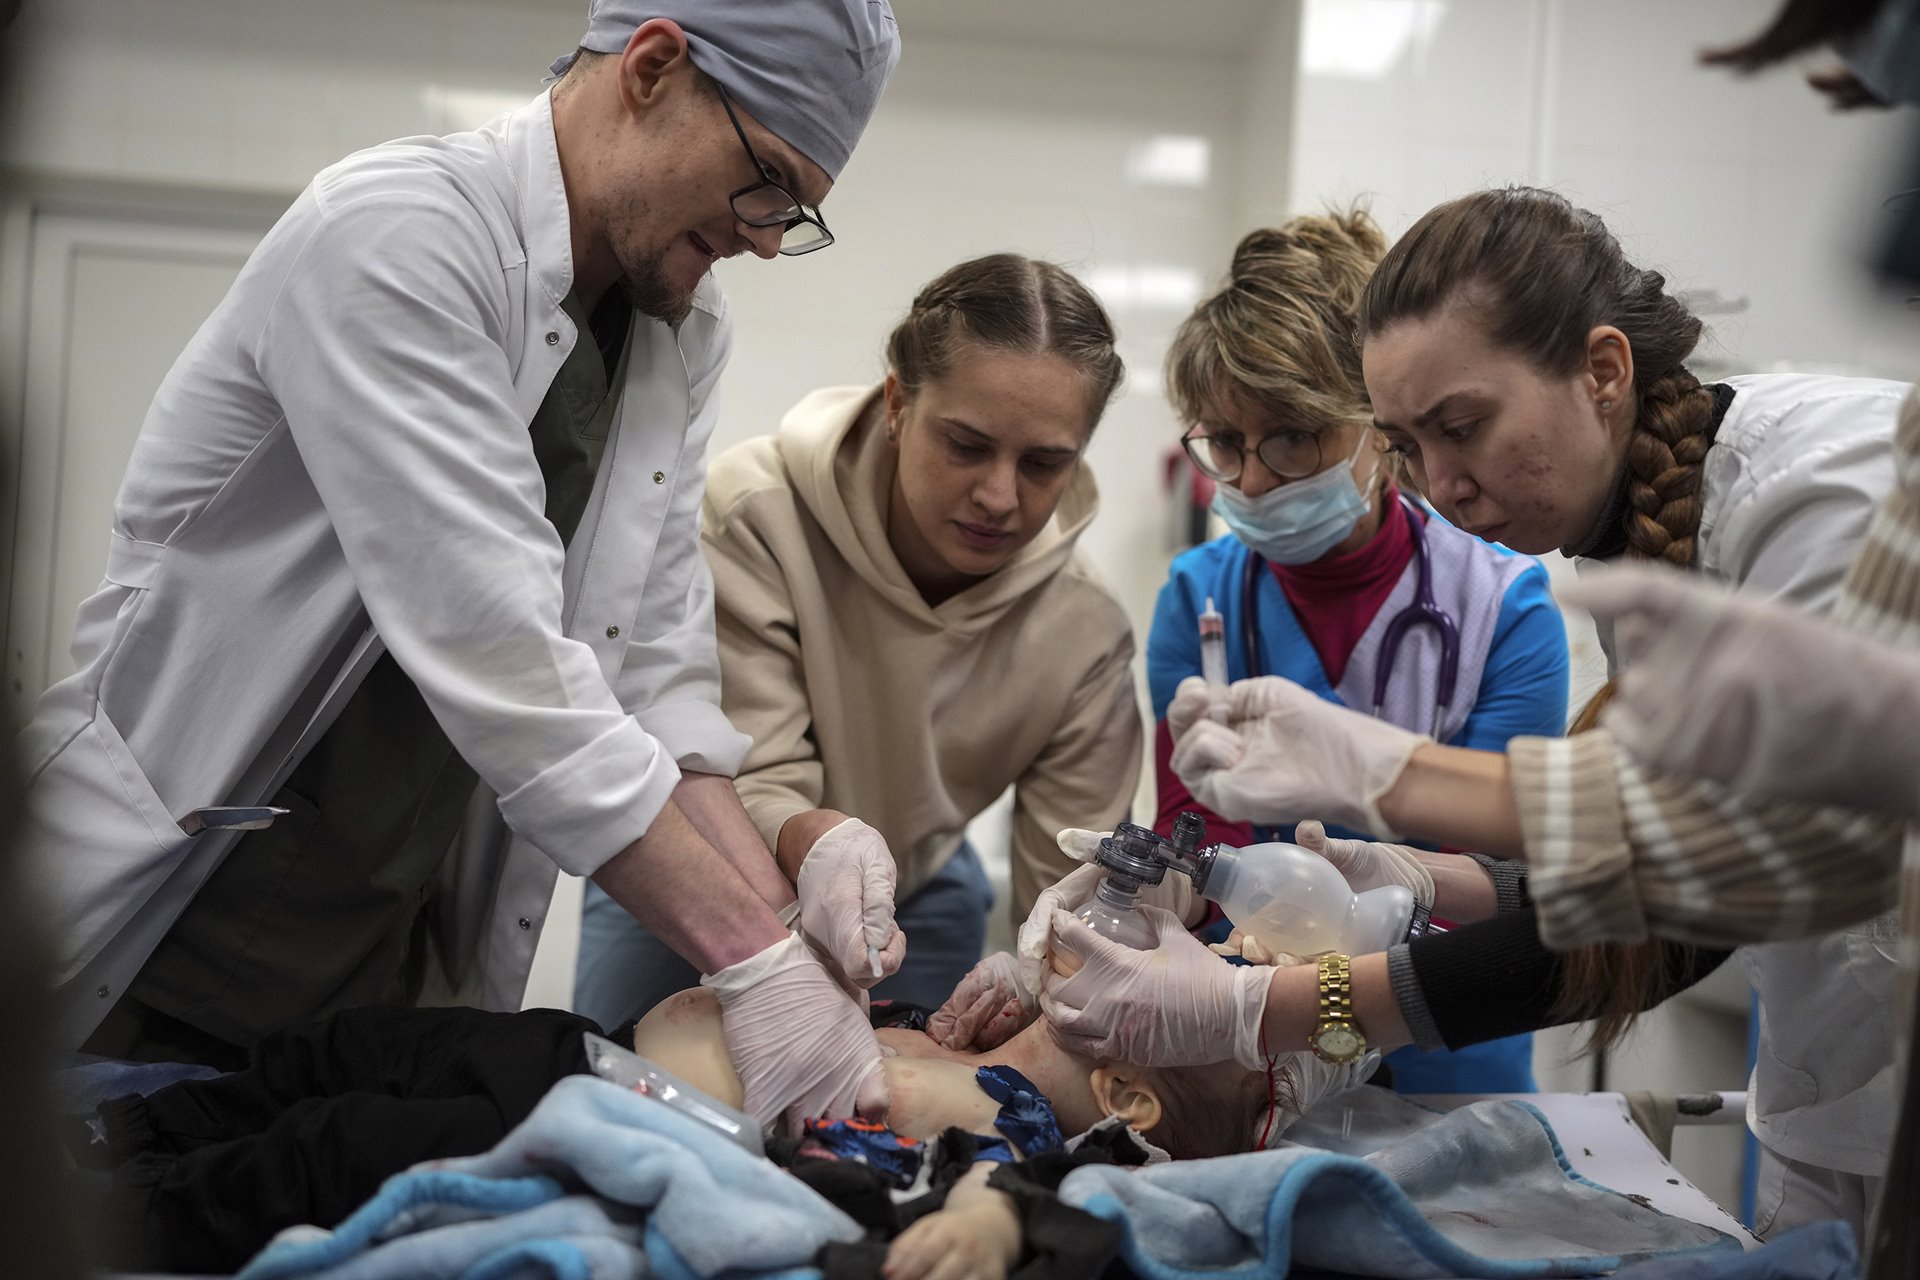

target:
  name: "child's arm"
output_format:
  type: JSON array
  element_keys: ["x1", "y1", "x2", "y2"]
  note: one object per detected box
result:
[{"x1": 883, "y1": 1163, "x2": 1022, "y2": 1280}]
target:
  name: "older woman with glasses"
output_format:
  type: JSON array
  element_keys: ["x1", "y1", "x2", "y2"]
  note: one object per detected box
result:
[{"x1": 1142, "y1": 209, "x2": 1570, "y2": 1094}]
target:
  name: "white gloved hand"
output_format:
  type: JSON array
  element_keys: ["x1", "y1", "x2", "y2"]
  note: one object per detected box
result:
[
  {"x1": 1016, "y1": 862, "x2": 1103, "y2": 1002},
  {"x1": 1040, "y1": 906, "x2": 1273, "y2": 1070},
  {"x1": 1168, "y1": 673, "x2": 1228, "y2": 742},
  {"x1": 704, "y1": 932, "x2": 891, "y2": 1137},
  {"x1": 1208, "y1": 927, "x2": 1305, "y2": 968},
  {"x1": 1015, "y1": 829, "x2": 1196, "y2": 999},
  {"x1": 795, "y1": 818, "x2": 907, "y2": 990},
  {"x1": 1170, "y1": 676, "x2": 1426, "y2": 836},
  {"x1": 1565, "y1": 565, "x2": 1920, "y2": 818},
  {"x1": 927, "y1": 951, "x2": 1034, "y2": 1051},
  {"x1": 1293, "y1": 819, "x2": 1436, "y2": 909}
]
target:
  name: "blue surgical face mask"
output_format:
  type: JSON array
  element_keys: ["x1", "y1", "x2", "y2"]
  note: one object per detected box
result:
[{"x1": 1211, "y1": 431, "x2": 1378, "y2": 565}]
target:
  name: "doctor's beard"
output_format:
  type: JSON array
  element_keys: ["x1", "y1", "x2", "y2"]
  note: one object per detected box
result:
[{"x1": 619, "y1": 256, "x2": 694, "y2": 327}]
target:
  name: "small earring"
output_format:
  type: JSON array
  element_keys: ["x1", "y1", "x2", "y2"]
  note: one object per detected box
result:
[{"x1": 1599, "y1": 399, "x2": 1613, "y2": 411}]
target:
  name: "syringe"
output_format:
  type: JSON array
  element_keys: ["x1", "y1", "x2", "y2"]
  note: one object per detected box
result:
[{"x1": 1198, "y1": 596, "x2": 1228, "y2": 722}]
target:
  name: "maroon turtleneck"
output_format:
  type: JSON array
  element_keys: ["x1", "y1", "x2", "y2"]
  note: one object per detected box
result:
[{"x1": 1268, "y1": 485, "x2": 1417, "y2": 684}]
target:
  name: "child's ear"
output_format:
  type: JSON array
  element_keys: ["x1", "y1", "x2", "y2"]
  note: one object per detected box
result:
[{"x1": 1089, "y1": 1066, "x2": 1164, "y2": 1134}]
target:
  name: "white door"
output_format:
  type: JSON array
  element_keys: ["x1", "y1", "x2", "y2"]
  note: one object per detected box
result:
[{"x1": 5, "y1": 210, "x2": 265, "y2": 726}]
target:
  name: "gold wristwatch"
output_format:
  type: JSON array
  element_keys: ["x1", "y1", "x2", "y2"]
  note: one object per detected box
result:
[{"x1": 1307, "y1": 952, "x2": 1368, "y2": 1065}]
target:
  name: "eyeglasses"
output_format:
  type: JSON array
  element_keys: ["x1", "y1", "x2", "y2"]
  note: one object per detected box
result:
[
  {"x1": 715, "y1": 84, "x2": 834, "y2": 256},
  {"x1": 1180, "y1": 423, "x2": 1329, "y2": 483}
]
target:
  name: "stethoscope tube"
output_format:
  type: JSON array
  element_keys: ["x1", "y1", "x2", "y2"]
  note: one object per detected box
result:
[{"x1": 1239, "y1": 494, "x2": 1462, "y2": 740}]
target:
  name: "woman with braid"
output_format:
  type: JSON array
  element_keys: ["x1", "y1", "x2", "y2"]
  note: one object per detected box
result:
[
  {"x1": 1030, "y1": 187, "x2": 1909, "y2": 1241},
  {"x1": 1356, "y1": 187, "x2": 1903, "y2": 1241}
]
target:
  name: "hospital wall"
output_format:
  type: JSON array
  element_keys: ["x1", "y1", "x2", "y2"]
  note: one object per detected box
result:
[{"x1": 2, "y1": 0, "x2": 1911, "y2": 1221}]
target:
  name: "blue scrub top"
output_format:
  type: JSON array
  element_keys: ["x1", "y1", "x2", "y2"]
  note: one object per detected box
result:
[{"x1": 1149, "y1": 526, "x2": 1570, "y2": 1094}]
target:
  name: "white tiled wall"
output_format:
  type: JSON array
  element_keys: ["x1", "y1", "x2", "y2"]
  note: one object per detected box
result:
[{"x1": 1289, "y1": 0, "x2": 1916, "y2": 377}]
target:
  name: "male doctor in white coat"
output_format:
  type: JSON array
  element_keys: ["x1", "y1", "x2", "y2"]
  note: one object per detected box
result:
[{"x1": 15, "y1": 0, "x2": 905, "y2": 1134}]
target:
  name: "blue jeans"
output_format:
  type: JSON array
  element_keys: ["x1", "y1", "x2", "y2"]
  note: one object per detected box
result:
[{"x1": 572, "y1": 841, "x2": 996, "y2": 1030}]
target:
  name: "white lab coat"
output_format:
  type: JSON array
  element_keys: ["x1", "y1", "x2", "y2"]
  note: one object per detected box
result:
[
  {"x1": 1588, "y1": 371, "x2": 1909, "y2": 1179},
  {"x1": 17, "y1": 91, "x2": 750, "y2": 1048}
]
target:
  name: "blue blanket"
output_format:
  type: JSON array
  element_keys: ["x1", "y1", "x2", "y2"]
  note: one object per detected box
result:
[
  {"x1": 1059, "y1": 1086, "x2": 1742, "y2": 1279},
  {"x1": 237, "y1": 1074, "x2": 861, "y2": 1280}
]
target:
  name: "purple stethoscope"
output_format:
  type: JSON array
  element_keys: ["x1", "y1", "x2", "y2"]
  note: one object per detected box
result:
[{"x1": 1239, "y1": 493, "x2": 1462, "y2": 740}]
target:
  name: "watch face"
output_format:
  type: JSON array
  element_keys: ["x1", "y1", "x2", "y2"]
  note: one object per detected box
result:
[{"x1": 1312, "y1": 1022, "x2": 1365, "y2": 1062}]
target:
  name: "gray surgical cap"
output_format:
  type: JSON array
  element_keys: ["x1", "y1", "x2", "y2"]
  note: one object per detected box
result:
[{"x1": 549, "y1": 0, "x2": 901, "y2": 181}]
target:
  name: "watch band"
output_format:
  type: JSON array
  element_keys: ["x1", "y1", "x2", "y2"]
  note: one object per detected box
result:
[
  {"x1": 1309, "y1": 951, "x2": 1368, "y2": 1065},
  {"x1": 1319, "y1": 952, "x2": 1353, "y2": 1021}
]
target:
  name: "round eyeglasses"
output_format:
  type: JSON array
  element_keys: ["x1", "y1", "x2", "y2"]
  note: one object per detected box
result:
[
  {"x1": 716, "y1": 85, "x2": 834, "y2": 256},
  {"x1": 1180, "y1": 424, "x2": 1328, "y2": 483}
]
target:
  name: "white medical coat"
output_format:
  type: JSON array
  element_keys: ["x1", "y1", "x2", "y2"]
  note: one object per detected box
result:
[
  {"x1": 17, "y1": 91, "x2": 750, "y2": 1047},
  {"x1": 1588, "y1": 371, "x2": 1909, "y2": 1176}
]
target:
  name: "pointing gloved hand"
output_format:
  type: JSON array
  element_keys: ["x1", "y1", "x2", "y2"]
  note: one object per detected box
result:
[
  {"x1": 927, "y1": 951, "x2": 1033, "y2": 1052},
  {"x1": 1013, "y1": 828, "x2": 1197, "y2": 1001},
  {"x1": 1169, "y1": 675, "x2": 1426, "y2": 836},
  {"x1": 1040, "y1": 905, "x2": 1273, "y2": 1070},
  {"x1": 1565, "y1": 564, "x2": 1920, "y2": 818},
  {"x1": 795, "y1": 818, "x2": 907, "y2": 991},
  {"x1": 703, "y1": 931, "x2": 891, "y2": 1137},
  {"x1": 1293, "y1": 819, "x2": 1436, "y2": 909}
]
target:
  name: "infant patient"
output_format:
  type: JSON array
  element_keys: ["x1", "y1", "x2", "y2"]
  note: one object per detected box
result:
[
  {"x1": 630, "y1": 984, "x2": 1270, "y2": 1162},
  {"x1": 630, "y1": 980, "x2": 1293, "y2": 1280},
  {"x1": 83, "y1": 942, "x2": 1352, "y2": 1279}
]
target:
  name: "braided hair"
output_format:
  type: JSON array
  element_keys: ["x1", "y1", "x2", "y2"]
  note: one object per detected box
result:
[
  {"x1": 1360, "y1": 190, "x2": 1732, "y2": 1050},
  {"x1": 1359, "y1": 186, "x2": 1718, "y2": 567}
]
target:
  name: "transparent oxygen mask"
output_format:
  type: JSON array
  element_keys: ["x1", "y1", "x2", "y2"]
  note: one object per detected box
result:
[
  {"x1": 1082, "y1": 813, "x2": 1421, "y2": 959},
  {"x1": 1073, "y1": 824, "x2": 1181, "y2": 950}
]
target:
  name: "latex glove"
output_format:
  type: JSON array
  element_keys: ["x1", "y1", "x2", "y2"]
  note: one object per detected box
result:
[
  {"x1": 794, "y1": 818, "x2": 907, "y2": 989},
  {"x1": 1167, "y1": 669, "x2": 1229, "y2": 741},
  {"x1": 1016, "y1": 862, "x2": 1103, "y2": 1001},
  {"x1": 927, "y1": 951, "x2": 1034, "y2": 1052},
  {"x1": 1014, "y1": 829, "x2": 1196, "y2": 999},
  {"x1": 1169, "y1": 675, "x2": 1425, "y2": 836},
  {"x1": 703, "y1": 932, "x2": 890, "y2": 1137},
  {"x1": 1566, "y1": 565, "x2": 1920, "y2": 818},
  {"x1": 1041, "y1": 905, "x2": 1273, "y2": 1070},
  {"x1": 1208, "y1": 927, "x2": 1305, "y2": 968},
  {"x1": 1293, "y1": 819, "x2": 1435, "y2": 908}
]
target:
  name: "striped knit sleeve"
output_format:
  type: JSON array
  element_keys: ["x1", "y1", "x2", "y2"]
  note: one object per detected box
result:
[
  {"x1": 1508, "y1": 734, "x2": 1641, "y2": 946},
  {"x1": 1836, "y1": 387, "x2": 1920, "y2": 648},
  {"x1": 1510, "y1": 732, "x2": 1902, "y2": 950},
  {"x1": 1836, "y1": 386, "x2": 1920, "y2": 1111}
]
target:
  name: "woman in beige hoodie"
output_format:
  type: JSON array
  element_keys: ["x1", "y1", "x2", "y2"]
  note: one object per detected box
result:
[{"x1": 575, "y1": 254, "x2": 1144, "y2": 1023}]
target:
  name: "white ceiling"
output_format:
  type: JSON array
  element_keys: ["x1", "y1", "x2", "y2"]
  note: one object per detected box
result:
[
  {"x1": 523, "y1": 0, "x2": 1282, "y2": 62},
  {"x1": 888, "y1": 0, "x2": 1279, "y2": 60}
]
